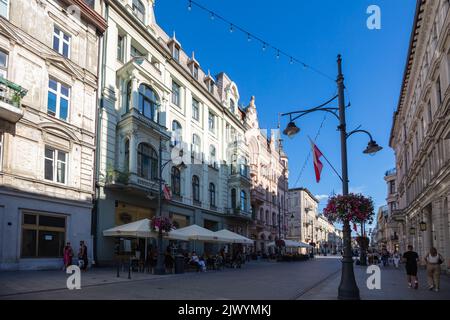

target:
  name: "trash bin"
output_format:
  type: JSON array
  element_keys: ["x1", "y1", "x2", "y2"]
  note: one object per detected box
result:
[{"x1": 175, "y1": 255, "x2": 184, "y2": 274}]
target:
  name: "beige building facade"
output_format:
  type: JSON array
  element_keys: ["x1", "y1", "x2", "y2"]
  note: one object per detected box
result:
[
  {"x1": 389, "y1": 0, "x2": 450, "y2": 271},
  {"x1": 0, "y1": 0, "x2": 106, "y2": 270}
]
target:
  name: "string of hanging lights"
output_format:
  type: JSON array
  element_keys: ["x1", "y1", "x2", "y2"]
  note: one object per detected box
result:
[{"x1": 186, "y1": 0, "x2": 335, "y2": 82}]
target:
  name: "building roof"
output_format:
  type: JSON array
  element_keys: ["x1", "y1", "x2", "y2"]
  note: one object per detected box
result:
[{"x1": 288, "y1": 187, "x2": 319, "y2": 203}]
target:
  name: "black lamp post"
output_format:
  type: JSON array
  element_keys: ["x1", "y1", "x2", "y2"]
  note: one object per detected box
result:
[{"x1": 281, "y1": 55, "x2": 382, "y2": 300}]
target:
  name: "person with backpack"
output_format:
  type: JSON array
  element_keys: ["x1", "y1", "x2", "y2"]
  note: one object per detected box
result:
[{"x1": 425, "y1": 247, "x2": 444, "y2": 292}]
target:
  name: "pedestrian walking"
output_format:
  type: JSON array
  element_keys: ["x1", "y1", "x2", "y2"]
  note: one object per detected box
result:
[
  {"x1": 63, "y1": 242, "x2": 73, "y2": 270},
  {"x1": 402, "y1": 245, "x2": 419, "y2": 289},
  {"x1": 393, "y1": 251, "x2": 400, "y2": 269},
  {"x1": 78, "y1": 241, "x2": 88, "y2": 271},
  {"x1": 425, "y1": 247, "x2": 444, "y2": 292}
]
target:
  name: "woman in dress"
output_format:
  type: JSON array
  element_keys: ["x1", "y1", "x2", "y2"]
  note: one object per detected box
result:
[{"x1": 63, "y1": 242, "x2": 73, "y2": 270}]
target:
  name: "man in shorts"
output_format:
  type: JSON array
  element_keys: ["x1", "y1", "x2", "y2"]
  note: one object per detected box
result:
[{"x1": 402, "y1": 245, "x2": 419, "y2": 289}]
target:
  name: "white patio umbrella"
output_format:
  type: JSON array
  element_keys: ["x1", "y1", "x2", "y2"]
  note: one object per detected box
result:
[
  {"x1": 214, "y1": 229, "x2": 254, "y2": 245},
  {"x1": 103, "y1": 218, "x2": 158, "y2": 259},
  {"x1": 268, "y1": 239, "x2": 312, "y2": 248},
  {"x1": 165, "y1": 224, "x2": 232, "y2": 242}
]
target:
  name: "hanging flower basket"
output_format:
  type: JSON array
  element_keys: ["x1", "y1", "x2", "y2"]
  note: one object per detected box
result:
[
  {"x1": 323, "y1": 193, "x2": 375, "y2": 224},
  {"x1": 150, "y1": 217, "x2": 173, "y2": 233}
]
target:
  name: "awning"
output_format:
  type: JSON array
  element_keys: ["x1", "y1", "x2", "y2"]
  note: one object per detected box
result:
[
  {"x1": 102, "y1": 218, "x2": 158, "y2": 238},
  {"x1": 165, "y1": 224, "x2": 231, "y2": 242},
  {"x1": 268, "y1": 239, "x2": 312, "y2": 248},
  {"x1": 214, "y1": 229, "x2": 254, "y2": 245}
]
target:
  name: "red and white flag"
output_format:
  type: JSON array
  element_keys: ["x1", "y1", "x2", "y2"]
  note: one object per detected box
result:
[
  {"x1": 163, "y1": 183, "x2": 172, "y2": 200},
  {"x1": 309, "y1": 137, "x2": 324, "y2": 183}
]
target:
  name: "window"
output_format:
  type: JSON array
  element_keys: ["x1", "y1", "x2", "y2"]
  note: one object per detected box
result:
[
  {"x1": 231, "y1": 188, "x2": 237, "y2": 209},
  {"x1": 240, "y1": 158, "x2": 248, "y2": 177},
  {"x1": 0, "y1": 0, "x2": 8, "y2": 19},
  {"x1": 138, "y1": 84, "x2": 159, "y2": 122},
  {"x1": 389, "y1": 181, "x2": 396, "y2": 194},
  {"x1": 272, "y1": 212, "x2": 276, "y2": 226},
  {"x1": 208, "y1": 112, "x2": 215, "y2": 132},
  {"x1": 192, "y1": 175, "x2": 200, "y2": 202},
  {"x1": 47, "y1": 79, "x2": 70, "y2": 121},
  {"x1": 21, "y1": 212, "x2": 66, "y2": 258},
  {"x1": 427, "y1": 100, "x2": 433, "y2": 125},
  {"x1": 117, "y1": 34, "x2": 125, "y2": 62},
  {"x1": 208, "y1": 81, "x2": 214, "y2": 94},
  {"x1": 193, "y1": 65, "x2": 198, "y2": 79},
  {"x1": 192, "y1": 98, "x2": 200, "y2": 121},
  {"x1": 209, "y1": 183, "x2": 216, "y2": 207},
  {"x1": 192, "y1": 134, "x2": 201, "y2": 159},
  {"x1": 240, "y1": 191, "x2": 247, "y2": 212},
  {"x1": 209, "y1": 145, "x2": 216, "y2": 167},
  {"x1": 53, "y1": 27, "x2": 70, "y2": 58},
  {"x1": 230, "y1": 99, "x2": 235, "y2": 113},
  {"x1": 171, "y1": 120, "x2": 182, "y2": 147},
  {"x1": 132, "y1": 0, "x2": 145, "y2": 23},
  {"x1": 0, "y1": 50, "x2": 7, "y2": 78},
  {"x1": 137, "y1": 143, "x2": 158, "y2": 180},
  {"x1": 436, "y1": 76, "x2": 442, "y2": 106},
  {"x1": 173, "y1": 46, "x2": 180, "y2": 62},
  {"x1": 124, "y1": 140, "x2": 129, "y2": 172},
  {"x1": 171, "y1": 167, "x2": 181, "y2": 196},
  {"x1": 44, "y1": 146, "x2": 67, "y2": 184},
  {"x1": 131, "y1": 45, "x2": 144, "y2": 58},
  {"x1": 172, "y1": 81, "x2": 180, "y2": 106},
  {"x1": 0, "y1": 133, "x2": 3, "y2": 171}
]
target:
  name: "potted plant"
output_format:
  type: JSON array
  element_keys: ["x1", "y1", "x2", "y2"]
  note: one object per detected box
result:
[{"x1": 150, "y1": 217, "x2": 174, "y2": 233}]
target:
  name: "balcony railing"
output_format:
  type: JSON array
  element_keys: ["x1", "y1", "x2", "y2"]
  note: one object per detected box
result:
[
  {"x1": 0, "y1": 77, "x2": 27, "y2": 123},
  {"x1": 385, "y1": 168, "x2": 396, "y2": 177}
]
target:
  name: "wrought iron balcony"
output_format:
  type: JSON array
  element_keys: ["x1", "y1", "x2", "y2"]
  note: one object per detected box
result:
[{"x1": 0, "y1": 77, "x2": 27, "y2": 124}]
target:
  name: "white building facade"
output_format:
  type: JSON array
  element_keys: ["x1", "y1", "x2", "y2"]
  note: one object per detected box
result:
[
  {"x1": 95, "y1": 0, "x2": 254, "y2": 263},
  {"x1": 390, "y1": 0, "x2": 450, "y2": 271},
  {"x1": 0, "y1": 0, "x2": 106, "y2": 270}
]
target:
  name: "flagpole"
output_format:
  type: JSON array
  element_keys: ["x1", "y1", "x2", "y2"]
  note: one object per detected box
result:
[{"x1": 308, "y1": 136, "x2": 343, "y2": 182}]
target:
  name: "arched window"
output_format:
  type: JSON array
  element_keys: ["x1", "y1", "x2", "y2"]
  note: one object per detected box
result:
[
  {"x1": 265, "y1": 210, "x2": 269, "y2": 224},
  {"x1": 172, "y1": 120, "x2": 182, "y2": 147},
  {"x1": 230, "y1": 98, "x2": 235, "y2": 113},
  {"x1": 192, "y1": 134, "x2": 201, "y2": 159},
  {"x1": 137, "y1": 143, "x2": 158, "y2": 180},
  {"x1": 138, "y1": 84, "x2": 159, "y2": 122},
  {"x1": 259, "y1": 208, "x2": 263, "y2": 221},
  {"x1": 192, "y1": 175, "x2": 200, "y2": 202},
  {"x1": 171, "y1": 167, "x2": 181, "y2": 196},
  {"x1": 240, "y1": 190, "x2": 247, "y2": 212},
  {"x1": 132, "y1": 0, "x2": 145, "y2": 23},
  {"x1": 209, "y1": 145, "x2": 216, "y2": 167},
  {"x1": 124, "y1": 139, "x2": 129, "y2": 171},
  {"x1": 231, "y1": 188, "x2": 237, "y2": 209},
  {"x1": 209, "y1": 183, "x2": 216, "y2": 207},
  {"x1": 272, "y1": 212, "x2": 277, "y2": 226}
]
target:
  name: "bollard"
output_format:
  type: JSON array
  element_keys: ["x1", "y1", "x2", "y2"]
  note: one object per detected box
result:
[
  {"x1": 128, "y1": 259, "x2": 131, "y2": 279},
  {"x1": 117, "y1": 261, "x2": 120, "y2": 278}
]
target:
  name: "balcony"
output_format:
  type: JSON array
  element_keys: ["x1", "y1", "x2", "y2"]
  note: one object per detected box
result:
[
  {"x1": 385, "y1": 168, "x2": 396, "y2": 177},
  {"x1": 0, "y1": 77, "x2": 27, "y2": 125},
  {"x1": 117, "y1": 56, "x2": 163, "y2": 85},
  {"x1": 229, "y1": 165, "x2": 251, "y2": 186},
  {"x1": 105, "y1": 170, "x2": 160, "y2": 195},
  {"x1": 250, "y1": 188, "x2": 265, "y2": 205},
  {"x1": 225, "y1": 207, "x2": 252, "y2": 221},
  {"x1": 250, "y1": 164, "x2": 258, "y2": 177}
]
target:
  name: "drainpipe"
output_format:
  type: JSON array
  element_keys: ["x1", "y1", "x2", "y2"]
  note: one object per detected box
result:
[{"x1": 92, "y1": 0, "x2": 109, "y2": 267}]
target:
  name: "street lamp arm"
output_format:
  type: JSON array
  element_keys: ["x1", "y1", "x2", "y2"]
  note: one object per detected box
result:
[
  {"x1": 346, "y1": 129, "x2": 374, "y2": 141},
  {"x1": 281, "y1": 95, "x2": 339, "y2": 122}
]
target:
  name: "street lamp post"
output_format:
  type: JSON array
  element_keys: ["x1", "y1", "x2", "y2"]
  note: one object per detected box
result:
[
  {"x1": 281, "y1": 55, "x2": 382, "y2": 300},
  {"x1": 154, "y1": 137, "x2": 166, "y2": 275}
]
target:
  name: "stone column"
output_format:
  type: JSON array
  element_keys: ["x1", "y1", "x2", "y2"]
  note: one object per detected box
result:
[
  {"x1": 424, "y1": 206, "x2": 433, "y2": 254},
  {"x1": 130, "y1": 74, "x2": 139, "y2": 111},
  {"x1": 129, "y1": 131, "x2": 137, "y2": 175}
]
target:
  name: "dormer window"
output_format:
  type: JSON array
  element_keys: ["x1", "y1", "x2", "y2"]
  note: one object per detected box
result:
[
  {"x1": 230, "y1": 99, "x2": 235, "y2": 113},
  {"x1": 208, "y1": 81, "x2": 214, "y2": 94},
  {"x1": 132, "y1": 0, "x2": 145, "y2": 23},
  {"x1": 173, "y1": 46, "x2": 180, "y2": 62},
  {"x1": 193, "y1": 65, "x2": 198, "y2": 80},
  {"x1": 131, "y1": 45, "x2": 144, "y2": 58}
]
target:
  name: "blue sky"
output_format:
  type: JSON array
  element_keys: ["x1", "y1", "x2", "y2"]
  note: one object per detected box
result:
[{"x1": 155, "y1": 0, "x2": 416, "y2": 232}]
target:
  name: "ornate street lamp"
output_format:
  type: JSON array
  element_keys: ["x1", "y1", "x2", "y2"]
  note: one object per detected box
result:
[{"x1": 281, "y1": 55, "x2": 382, "y2": 300}]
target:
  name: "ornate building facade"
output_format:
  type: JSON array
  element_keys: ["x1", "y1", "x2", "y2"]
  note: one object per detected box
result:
[
  {"x1": 246, "y1": 100, "x2": 289, "y2": 254},
  {"x1": 95, "y1": 0, "x2": 258, "y2": 263},
  {"x1": 389, "y1": 0, "x2": 450, "y2": 271},
  {"x1": 0, "y1": 0, "x2": 106, "y2": 270}
]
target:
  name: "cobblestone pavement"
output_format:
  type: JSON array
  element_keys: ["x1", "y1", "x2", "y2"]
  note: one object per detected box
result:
[{"x1": 1, "y1": 257, "x2": 448, "y2": 300}]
